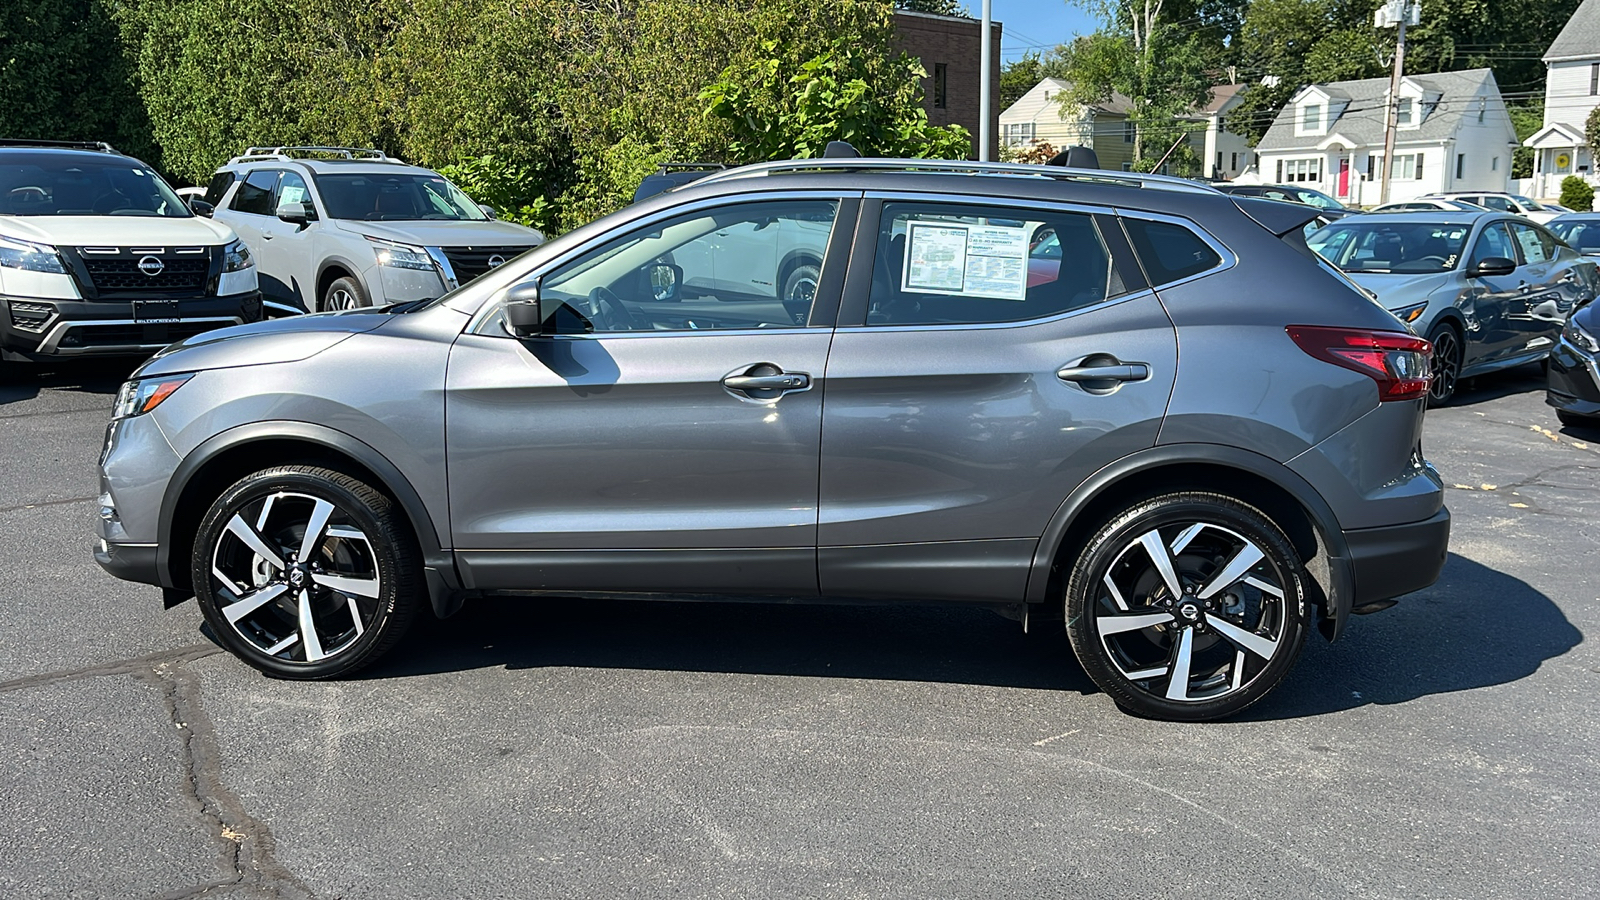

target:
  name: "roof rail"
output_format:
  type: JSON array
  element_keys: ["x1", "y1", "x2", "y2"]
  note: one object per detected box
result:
[
  {"x1": 228, "y1": 146, "x2": 398, "y2": 165},
  {"x1": 691, "y1": 158, "x2": 1221, "y2": 195},
  {"x1": 0, "y1": 138, "x2": 120, "y2": 154}
]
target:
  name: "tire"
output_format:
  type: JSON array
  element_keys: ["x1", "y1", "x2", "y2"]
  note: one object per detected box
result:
[
  {"x1": 191, "y1": 466, "x2": 422, "y2": 679},
  {"x1": 1426, "y1": 322, "x2": 1462, "y2": 407},
  {"x1": 1064, "y1": 492, "x2": 1310, "y2": 722},
  {"x1": 781, "y1": 260, "x2": 821, "y2": 306},
  {"x1": 1557, "y1": 410, "x2": 1598, "y2": 429},
  {"x1": 321, "y1": 275, "x2": 368, "y2": 312}
]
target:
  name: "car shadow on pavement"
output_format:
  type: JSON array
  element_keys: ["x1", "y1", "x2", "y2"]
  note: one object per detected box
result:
[
  {"x1": 1447, "y1": 362, "x2": 1547, "y2": 407},
  {"x1": 1242, "y1": 552, "x2": 1582, "y2": 720},
  {"x1": 0, "y1": 359, "x2": 133, "y2": 405},
  {"x1": 369, "y1": 596, "x2": 1098, "y2": 693}
]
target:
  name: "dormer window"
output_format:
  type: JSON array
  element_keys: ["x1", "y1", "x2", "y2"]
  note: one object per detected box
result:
[
  {"x1": 1397, "y1": 98, "x2": 1414, "y2": 127},
  {"x1": 1302, "y1": 104, "x2": 1321, "y2": 131}
]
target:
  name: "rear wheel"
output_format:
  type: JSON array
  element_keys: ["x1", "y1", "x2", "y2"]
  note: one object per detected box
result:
[
  {"x1": 1065, "y1": 492, "x2": 1310, "y2": 721},
  {"x1": 191, "y1": 466, "x2": 421, "y2": 679},
  {"x1": 1426, "y1": 323, "x2": 1462, "y2": 407}
]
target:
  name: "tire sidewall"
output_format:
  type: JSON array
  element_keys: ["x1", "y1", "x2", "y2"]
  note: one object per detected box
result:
[
  {"x1": 1065, "y1": 492, "x2": 1309, "y2": 722},
  {"x1": 191, "y1": 467, "x2": 414, "y2": 679},
  {"x1": 781, "y1": 262, "x2": 821, "y2": 304},
  {"x1": 1427, "y1": 322, "x2": 1461, "y2": 407},
  {"x1": 321, "y1": 276, "x2": 368, "y2": 313}
]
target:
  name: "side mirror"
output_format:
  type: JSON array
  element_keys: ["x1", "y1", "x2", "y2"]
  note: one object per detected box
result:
[
  {"x1": 275, "y1": 200, "x2": 311, "y2": 226},
  {"x1": 645, "y1": 262, "x2": 683, "y2": 302},
  {"x1": 188, "y1": 198, "x2": 214, "y2": 217},
  {"x1": 503, "y1": 281, "x2": 545, "y2": 337},
  {"x1": 1467, "y1": 256, "x2": 1516, "y2": 278},
  {"x1": 478, "y1": 204, "x2": 498, "y2": 220}
]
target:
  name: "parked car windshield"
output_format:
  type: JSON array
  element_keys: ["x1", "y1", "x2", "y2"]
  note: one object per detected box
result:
[
  {"x1": 313, "y1": 172, "x2": 488, "y2": 221},
  {"x1": 1306, "y1": 220, "x2": 1470, "y2": 274},
  {"x1": 1511, "y1": 194, "x2": 1551, "y2": 212},
  {"x1": 1550, "y1": 219, "x2": 1600, "y2": 253},
  {"x1": 0, "y1": 156, "x2": 191, "y2": 217},
  {"x1": 1281, "y1": 187, "x2": 1346, "y2": 211}
]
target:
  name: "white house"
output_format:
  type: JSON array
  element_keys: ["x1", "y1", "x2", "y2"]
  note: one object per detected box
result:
[
  {"x1": 998, "y1": 78, "x2": 1251, "y2": 176},
  {"x1": 1524, "y1": 0, "x2": 1600, "y2": 199},
  {"x1": 1254, "y1": 68, "x2": 1516, "y2": 205}
]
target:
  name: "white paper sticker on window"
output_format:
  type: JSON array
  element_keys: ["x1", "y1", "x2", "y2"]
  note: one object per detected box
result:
[{"x1": 902, "y1": 220, "x2": 1029, "y2": 301}]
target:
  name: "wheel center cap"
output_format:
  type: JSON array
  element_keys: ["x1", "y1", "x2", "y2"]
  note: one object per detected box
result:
[
  {"x1": 288, "y1": 566, "x2": 307, "y2": 588},
  {"x1": 1177, "y1": 600, "x2": 1202, "y2": 622}
]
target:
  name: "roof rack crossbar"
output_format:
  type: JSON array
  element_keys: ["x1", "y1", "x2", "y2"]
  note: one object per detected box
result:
[
  {"x1": 0, "y1": 139, "x2": 119, "y2": 154},
  {"x1": 690, "y1": 158, "x2": 1220, "y2": 195}
]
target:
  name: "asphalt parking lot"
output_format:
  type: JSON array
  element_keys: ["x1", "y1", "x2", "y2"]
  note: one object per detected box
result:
[{"x1": 2, "y1": 359, "x2": 1596, "y2": 899}]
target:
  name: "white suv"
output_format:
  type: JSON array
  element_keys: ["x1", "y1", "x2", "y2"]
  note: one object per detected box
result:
[
  {"x1": 1426, "y1": 192, "x2": 1568, "y2": 224},
  {"x1": 201, "y1": 147, "x2": 544, "y2": 314},
  {"x1": 0, "y1": 140, "x2": 260, "y2": 377}
]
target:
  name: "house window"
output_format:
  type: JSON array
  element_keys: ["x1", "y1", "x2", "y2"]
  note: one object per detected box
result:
[
  {"x1": 1002, "y1": 123, "x2": 1035, "y2": 147},
  {"x1": 1372, "y1": 153, "x2": 1424, "y2": 180},
  {"x1": 1592, "y1": 62, "x2": 1599, "y2": 96},
  {"x1": 1282, "y1": 157, "x2": 1322, "y2": 182},
  {"x1": 1456, "y1": 153, "x2": 1465, "y2": 179},
  {"x1": 1230, "y1": 152, "x2": 1238, "y2": 170},
  {"x1": 933, "y1": 63, "x2": 948, "y2": 109},
  {"x1": 1478, "y1": 96, "x2": 1486, "y2": 123},
  {"x1": 1396, "y1": 98, "x2": 1414, "y2": 127},
  {"x1": 1366, "y1": 155, "x2": 1374, "y2": 179},
  {"x1": 1124, "y1": 120, "x2": 1135, "y2": 143},
  {"x1": 1492, "y1": 156, "x2": 1499, "y2": 171},
  {"x1": 1276, "y1": 159, "x2": 1284, "y2": 182},
  {"x1": 1301, "y1": 104, "x2": 1321, "y2": 131},
  {"x1": 1216, "y1": 152, "x2": 1223, "y2": 172}
]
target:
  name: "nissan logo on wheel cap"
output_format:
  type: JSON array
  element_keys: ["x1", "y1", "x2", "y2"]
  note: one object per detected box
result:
[
  {"x1": 137, "y1": 256, "x2": 165, "y2": 277},
  {"x1": 487, "y1": 255, "x2": 507, "y2": 269}
]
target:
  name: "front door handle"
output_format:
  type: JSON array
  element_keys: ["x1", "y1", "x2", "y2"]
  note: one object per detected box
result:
[
  {"x1": 1057, "y1": 363, "x2": 1150, "y2": 383},
  {"x1": 722, "y1": 363, "x2": 810, "y2": 399}
]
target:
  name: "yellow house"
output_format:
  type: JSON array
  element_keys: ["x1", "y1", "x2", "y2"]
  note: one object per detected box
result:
[{"x1": 998, "y1": 78, "x2": 1136, "y2": 171}]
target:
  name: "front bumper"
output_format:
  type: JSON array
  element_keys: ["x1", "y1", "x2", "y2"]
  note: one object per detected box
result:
[
  {"x1": 93, "y1": 539, "x2": 164, "y2": 586},
  {"x1": 0, "y1": 291, "x2": 262, "y2": 359},
  {"x1": 1546, "y1": 337, "x2": 1600, "y2": 416},
  {"x1": 1343, "y1": 506, "x2": 1451, "y2": 609}
]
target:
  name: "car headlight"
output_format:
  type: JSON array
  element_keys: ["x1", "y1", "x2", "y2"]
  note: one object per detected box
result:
[
  {"x1": 1391, "y1": 301, "x2": 1428, "y2": 325},
  {"x1": 222, "y1": 239, "x2": 254, "y2": 272},
  {"x1": 367, "y1": 236, "x2": 435, "y2": 271},
  {"x1": 1563, "y1": 317, "x2": 1600, "y2": 354},
  {"x1": 113, "y1": 374, "x2": 194, "y2": 420},
  {"x1": 0, "y1": 236, "x2": 68, "y2": 274}
]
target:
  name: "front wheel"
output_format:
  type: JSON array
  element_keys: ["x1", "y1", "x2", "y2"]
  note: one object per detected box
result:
[
  {"x1": 1065, "y1": 492, "x2": 1310, "y2": 721},
  {"x1": 321, "y1": 275, "x2": 369, "y2": 312},
  {"x1": 1426, "y1": 323, "x2": 1462, "y2": 407},
  {"x1": 191, "y1": 466, "x2": 422, "y2": 679}
]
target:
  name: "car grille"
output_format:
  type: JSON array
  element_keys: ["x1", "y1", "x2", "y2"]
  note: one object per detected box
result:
[
  {"x1": 80, "y1": 253, "x2": 210, "y2": 294},
  {"x1": 441, "y1": 246, "x2": 531, "y2": 284},
  {"x1": 63, "y1": 321, "x2": 225, "y2": 348}
]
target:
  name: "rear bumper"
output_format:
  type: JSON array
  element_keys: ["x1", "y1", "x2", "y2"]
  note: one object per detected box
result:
[
  {"x1": 0, "y1": 292, "x2": 261, "y2": 359},
  {"x1": 1342, "y1": 506, "x2": 1451, "y2": 608}
]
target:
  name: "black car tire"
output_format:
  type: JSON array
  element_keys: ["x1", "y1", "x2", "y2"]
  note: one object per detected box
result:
[
  {"x1": 321, "y1": 275, "x2": 369, "y2": 312},
  {"x1": 192, "y1": 465, "x2": 422, "y2": 679},
  {"x1": 1427, "y1": 322, "x2": 1462, "y2": 407},
  {"x1": 1065, "y1": 492, "x2": 1310, "y2": 722}
]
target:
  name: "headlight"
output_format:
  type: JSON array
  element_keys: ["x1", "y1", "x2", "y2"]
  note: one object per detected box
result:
[
  {"x1": 222, "y1": 239, "x2": 254, "y2": 272},
  {"x1": 113, "y1": 374, "x2": 193, "y2": 419},
  {"x1": 0, "y1": 236, "x2": 67, "y2": 274},
  {"x1": 367, "y1": 236, "x2": 434, "y2": 271},
  {"x1": 1391, "y1": 301, "x2": 1428, "y2": 324},
  {"x1": 1563, "y1": 317, "x2": 1600, "y2": 354}
]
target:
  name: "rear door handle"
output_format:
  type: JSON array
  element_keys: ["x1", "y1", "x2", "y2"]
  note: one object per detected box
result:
[{"x1": 1056, "y1": 363, "x2": 1149, "y2": 383}]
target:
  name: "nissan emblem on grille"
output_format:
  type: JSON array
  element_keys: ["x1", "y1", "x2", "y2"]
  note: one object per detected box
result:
[
  {"x1": 137, "y1": 256, "x2": 166, "y2": 277},
  {"x1": 487, "y1": 255, "x2": 506, "y2": 269}
]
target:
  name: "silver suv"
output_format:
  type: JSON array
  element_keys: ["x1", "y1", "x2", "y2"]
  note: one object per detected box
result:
[
  {"x1": 95, "y1": 157, "x2": 1450, "y2": 721},
  {"x1": 201, "y1": 147, "x2": 543, "y2": 315}
]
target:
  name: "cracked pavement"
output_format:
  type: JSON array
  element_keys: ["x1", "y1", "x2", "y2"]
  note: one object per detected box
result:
[{"x1": 2, "y1": 360, "x2": 1596, "y2": 898}]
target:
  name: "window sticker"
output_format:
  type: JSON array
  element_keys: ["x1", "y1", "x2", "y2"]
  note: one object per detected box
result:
[{"x1": 902, "y1": 220, "x2": 1029, "y2": 301}]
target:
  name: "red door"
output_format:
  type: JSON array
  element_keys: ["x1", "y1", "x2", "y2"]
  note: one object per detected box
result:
[{"x1": 1337, "y1": 158, "x2": 1351, "y2": 199}]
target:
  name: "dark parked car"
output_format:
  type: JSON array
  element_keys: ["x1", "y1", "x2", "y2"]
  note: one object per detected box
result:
[
  {"x1": 1307, "y1": 212, "x2": 1597, "y2": 404},
  {"x1": 1548, "y1": 213, "x2": 1600, "y2": 257},
  {"x1": 1211, "y1": 183, "x2": 1355, "y2": 219},
  {"x1": 95, "y1": 156, "x2": 1449, "y2": 721},
  {"x1": 1547, "y1": 300, "x2": 1600, "y2": 425}
]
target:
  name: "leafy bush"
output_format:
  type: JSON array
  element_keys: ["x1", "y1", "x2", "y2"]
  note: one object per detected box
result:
[{"x1": 1560, "y1": 175, "x2": 1595, "y2": 213}]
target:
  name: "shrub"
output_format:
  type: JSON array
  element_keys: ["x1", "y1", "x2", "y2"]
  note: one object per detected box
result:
[{"x1": 1560, "y1": 175, "x2": 1595, "y2": 213}]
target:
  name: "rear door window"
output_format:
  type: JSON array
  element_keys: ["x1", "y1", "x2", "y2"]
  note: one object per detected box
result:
[
  {"x1": 1121, "y1": 217, "x2": 1224, "y2": 285},
  {"x1": 231, "y1": 169, "x2": 280, "y2": 216},
  {"x1": 864, "y1": 201, "x2": 1126, "y2": 326}
]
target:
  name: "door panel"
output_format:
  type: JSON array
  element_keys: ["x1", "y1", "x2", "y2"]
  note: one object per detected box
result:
[{"x1": 1461, "y1": 222, "x2": 1521, "y2": 363}]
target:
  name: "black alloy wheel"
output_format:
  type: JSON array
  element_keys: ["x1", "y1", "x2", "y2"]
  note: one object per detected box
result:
[{"x1": 1427, "y1": 323, "x2": 1462, "y2": 406}]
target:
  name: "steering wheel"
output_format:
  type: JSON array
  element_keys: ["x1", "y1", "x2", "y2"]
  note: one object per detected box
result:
[
  {"x1": 1414, "y1": 255, "x2": 1449, "y2": 267},
  {"x1": 588, "y1": 286, "x2": 645, "y2": 331}
]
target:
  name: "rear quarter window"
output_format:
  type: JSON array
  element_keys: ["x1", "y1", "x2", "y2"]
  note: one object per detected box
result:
[
  {"x1": 1121, "y1": 218, "x2": 1223, "y2": 285},
  {"x1": 203, "y1": 171, "x2": 236, "y2": 206}
]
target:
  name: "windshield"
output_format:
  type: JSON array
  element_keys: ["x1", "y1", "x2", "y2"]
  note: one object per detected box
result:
[
  {"x1": 0, "y1": 156, "x2": 191, "y2": 217},
  {"x1": 1550, "y1": 219, "x2": 1600, "y2": 253},
  {"x1": 1512, "y1": 194, "x2": 1547, "y2": 211},
  {"x1": 314, "y1": 172, "x2": 488, "y2": 221},
  {"x1": 1306, "y1": 220, "x2": 1470, "y2": 274},
  {"x1": 1289, "y1": 188, "x2": 1345, "y2": 210}
]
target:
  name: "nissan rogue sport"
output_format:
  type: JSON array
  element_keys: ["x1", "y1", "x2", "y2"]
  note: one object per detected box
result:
[
  {"x1": 0, "y1": 140, "x2": 260, "y2": 377},
  {"x1": 94, "y1": 155, "x2": 1450, "y2": 721}
]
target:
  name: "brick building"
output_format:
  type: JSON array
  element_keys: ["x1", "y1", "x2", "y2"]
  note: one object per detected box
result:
[{"x1": 892, "y1": 9, "x2": 1003, "y2": 160}]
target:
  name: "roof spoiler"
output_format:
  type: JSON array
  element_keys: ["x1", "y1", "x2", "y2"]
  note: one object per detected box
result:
[{"x1": 1232, "y1": 196, "x2": 1319, "y2": 237}]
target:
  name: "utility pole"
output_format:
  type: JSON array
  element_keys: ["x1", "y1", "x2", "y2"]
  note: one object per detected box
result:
[
  {"x1": 1376, "y1": 0, "x2": 1419, "y2": 205},
  {"x1": 979, "y1": 0, "x2": 992, "y2": 161}
]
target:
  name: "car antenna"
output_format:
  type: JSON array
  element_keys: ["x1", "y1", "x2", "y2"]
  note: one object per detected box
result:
[
  {"x1": 1045, "y1": 146, "x2": 1100, "y2": 169},
  {"x1": 823, "y1": 141, "x2": 861, "y2": 159}
]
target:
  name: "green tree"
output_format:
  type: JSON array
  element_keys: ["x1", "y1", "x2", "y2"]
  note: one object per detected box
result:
[
  {"x1": 1511, "y1": 101, "x2": 1544, "y2": 179},
  {"x1": 1000, "y1": 50, "x2": 1068, "y2": 109},
  {"x1": 0, "y1": 0, "x2": 154, "y2": 165},
  {"x1": 893, "y1": 0, "x2": 968, "y2": 15},
  {"x1": 702, "y1": 35, "x2": 972, "y2": 162}
]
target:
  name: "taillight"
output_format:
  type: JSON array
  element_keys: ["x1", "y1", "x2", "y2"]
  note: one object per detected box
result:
[{"x1": 1286, "y1": 325, "x2": 1432, "y2": 402}]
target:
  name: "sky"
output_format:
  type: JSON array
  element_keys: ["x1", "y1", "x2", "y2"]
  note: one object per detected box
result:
[{"x1": 984, "y1": 0, "x2": 1099, "y2": 63}]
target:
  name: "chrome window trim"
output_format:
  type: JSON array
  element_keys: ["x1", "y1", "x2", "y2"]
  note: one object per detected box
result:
[{"x1": 465, "y1": 189, "x2": 861, "y2": 336}]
